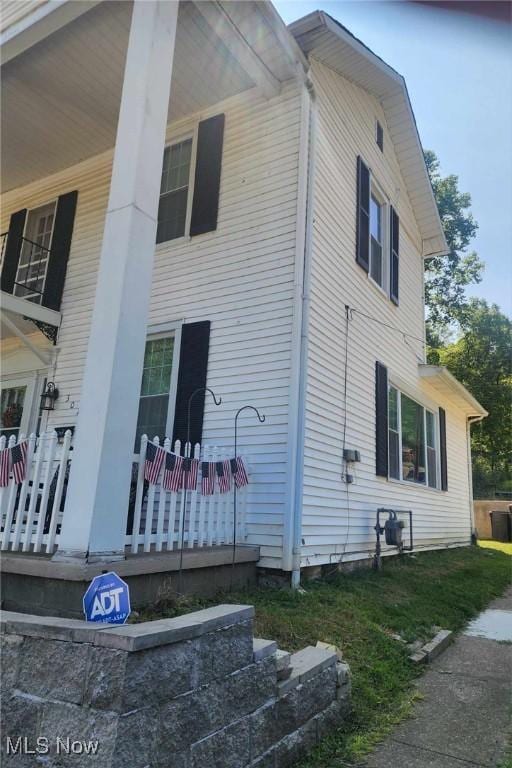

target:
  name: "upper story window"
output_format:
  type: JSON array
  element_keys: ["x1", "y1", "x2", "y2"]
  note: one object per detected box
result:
[
  {"x1": 156, "y1": 138, "x2": 193, "y2": 244},
  {"x1": 356, "y1": 156, "x2": 399, "y2": 304},
  {"x1": 370, "y1": 193, "x2": 384, "y2": 288},
  {"x1": 376, "y1": 120, "x2": 384, "y2": 152},
  {"x1": 388, "y1": 384, "x2": 438, "y2": 488},
  {"x1": 14, "y1": 202, "x2": 56, "y2": 304}
]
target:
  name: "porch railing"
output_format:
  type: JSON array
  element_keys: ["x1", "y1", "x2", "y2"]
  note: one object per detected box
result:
[
  {"x1": 127, "y1": 436, "x2": 249, "y2": 554},
  {"x1": 0, "y1": 430, "x2": 72, "y2": 554},
  {"x1": 0, "y1": 232, "x2": 52, "y2": 304},
  {"x1": 0, "y1": 432, "x2": 249, "y2": 555}
]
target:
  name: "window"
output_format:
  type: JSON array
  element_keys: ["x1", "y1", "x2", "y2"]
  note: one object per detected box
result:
[
  {"x1": 1, "y1": 386, "x2": 26, "y2": 440},
  {"x1": 14, "y1": 202, "x2": 56, "y2": 304},
  {"x1": 376, "y1": 120, "x2": 384, "y2": 152},
  {"x1": 388, "y1": 385, "x2": 438, "y2": 487},
  {"x1": 370, "y1": 194, "x2": 384, "y2": 287},
  {"x1": 135, "y1": 336, "x2": 177, "y2": 448},
  {"x1": 156, "y1": 139, "x2": 193, "y2": 244}
]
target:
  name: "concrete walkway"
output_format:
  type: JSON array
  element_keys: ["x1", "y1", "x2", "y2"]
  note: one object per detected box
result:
[{"x1": 363, "y1": 585, "x2": 512, "y2": 768}]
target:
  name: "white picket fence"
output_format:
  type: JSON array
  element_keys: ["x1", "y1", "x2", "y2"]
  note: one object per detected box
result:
[
  {"x1": 128, "y1": 435, "x2": 249, "y2": 554},
  {"x1": 0, "y1": 430, "x2": 73, "y2": 554},
  {"x1": 0, "y1": 431, "x2": 249, "y2": 556}
]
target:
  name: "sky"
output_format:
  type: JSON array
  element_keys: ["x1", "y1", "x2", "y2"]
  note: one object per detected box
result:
[{"x1": 274, "y1": 0, "x2": 512, "y2": 314}]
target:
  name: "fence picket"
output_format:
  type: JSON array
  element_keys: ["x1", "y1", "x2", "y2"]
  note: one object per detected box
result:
[
  {"x1": 11, "y1": 434, "x2": 37, "y2": 550},
  {"x1": 46, "y1": 430, "x2": 72, "y2": 552},
  {"x1": 33, "y1": 431, "x2": 58, "y2": 553},
  {"x1": 1, "y1": 435, "x2": 19, "y2": 550}
]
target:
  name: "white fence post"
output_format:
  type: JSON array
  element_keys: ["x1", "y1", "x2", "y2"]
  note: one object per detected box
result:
[
  {"x1": 11, "y1": 433, "x2": 37, "y2": 551},
  {"x1": 33, "y1": 431, "x2": 58, "y2": 553}
]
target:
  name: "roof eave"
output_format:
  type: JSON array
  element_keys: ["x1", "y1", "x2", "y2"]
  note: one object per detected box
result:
[{"x1": 418, "y1": 365, "x2": 488, "y2": 418}]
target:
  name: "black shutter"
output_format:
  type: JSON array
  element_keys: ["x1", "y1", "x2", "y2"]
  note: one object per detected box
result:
[
  {"x1": 43, "y1": 191, "x2": 78, "y2": 311},
  {"x1": 356, "y1": 156, "x2": 370, "y2": 272},
  {"x1": 190, "y1": 114, "x2": 225, "y2": 237},
  {"x1": 375, "y1": 361, "x2": 389, "y2": 477},
  {"x1": 439, "y1": 407, "x2": 448, "y2": 491},
  {"x1": 172, "y1": 321, "x2": 211, "y2": 447},
  {"x1": 1, "y1": 209, "x2": 27, "y2": 294},
  {"x1": 390, "y1": 206, "x2": 399, "y2": 305}
]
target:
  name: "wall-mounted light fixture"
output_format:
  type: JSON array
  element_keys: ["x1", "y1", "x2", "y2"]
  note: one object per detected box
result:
[{"x1": 40, "y1": 382, "x2": 59, "y2": 411}]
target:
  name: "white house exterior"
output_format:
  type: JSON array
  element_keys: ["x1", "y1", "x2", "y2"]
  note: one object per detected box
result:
[{"x1": 0, "y1": 1, "x2": 486, "y2": 586}]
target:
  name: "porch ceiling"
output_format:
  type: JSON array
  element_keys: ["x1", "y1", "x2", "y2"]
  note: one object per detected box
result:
[{"x1": 1, "y1": 0, "x2": 298, "y2": 193}]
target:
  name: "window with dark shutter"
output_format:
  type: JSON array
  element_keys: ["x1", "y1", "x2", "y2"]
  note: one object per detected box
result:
[
  {"x1": 439, "y1": 407, "x2": 448, "y2": 490},
  {"x1": 172, "y1": 321, "x2": 211, "y2": 447},
  {"x1": 356, "y1": 156, "x2": 370, "y2": 272},
  {"x1": 190, "y1": 114, "x2": 225, "y2": 237},
  {"x1": 42, "y1": 191, "x2": 78, "y2": 311},
  {"x1": 390, "y1": 206, "x2": 399, "y2": 305},
  {"x1": 375, "y1": 361, "x2": 389, "y2": 477}
]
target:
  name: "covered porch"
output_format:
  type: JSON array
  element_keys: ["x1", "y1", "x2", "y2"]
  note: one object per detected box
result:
[{"x1": 1, "y1": 1, "x2": 304, "y2": 571}]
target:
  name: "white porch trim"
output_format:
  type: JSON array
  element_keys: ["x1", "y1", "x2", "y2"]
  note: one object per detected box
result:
[{"x1": 55, "y1": 0, "x2": 179, "y2": 562}]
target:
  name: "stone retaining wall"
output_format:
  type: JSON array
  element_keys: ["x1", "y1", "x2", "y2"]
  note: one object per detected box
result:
[{"x1": 0, "y1": 605, "x2": 351, "y2": 767}]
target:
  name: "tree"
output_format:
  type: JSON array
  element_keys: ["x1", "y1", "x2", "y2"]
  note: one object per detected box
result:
[
  {"x1": 437, "y1": 300, "x2": 512, "y2": 498},
  {"x1": 424, "y1": 150, "x2": 484, "y2": 347}
]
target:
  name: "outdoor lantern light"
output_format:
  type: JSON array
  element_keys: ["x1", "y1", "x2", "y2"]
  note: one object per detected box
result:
[{"x1": 40, "y1": 382, "x2": 59, "y2": 411}]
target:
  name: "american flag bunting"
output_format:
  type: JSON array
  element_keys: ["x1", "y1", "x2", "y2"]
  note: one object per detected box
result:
[
  {"x1": 230, "y1": 456, "x2": 249, "y2": 488},
  {"x1": 0, "y1": 447, "x2": 10, "y2": 487},
  {"x1": 183, "y1": 457, "x2": 199, "y2": 491},
  {"x1": 201, "y1": 462, "x2": 215, "y2": 495},
  {"x1": 144, "y1": 441, "x2": 165, "y2": 485},
  {"x1": 162, "y1": 452, "x2": 184, "y2": 492},
  {"x1": 11, "y1": 440, "x2": 28, "y2": 485},
  {"x1": 216, "y1": 459, "x2": 231, "y2": 493}
]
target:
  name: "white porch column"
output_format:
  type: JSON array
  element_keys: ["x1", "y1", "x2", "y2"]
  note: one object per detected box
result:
[{"x1": 54, "y1": 1, "x2": 178, "y2": 561}]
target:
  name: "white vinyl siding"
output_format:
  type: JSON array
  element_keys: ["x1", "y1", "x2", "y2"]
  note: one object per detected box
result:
[
  {"x1": 300, "y1": 58, "x2": 473, "y2": 566},
  {"x1": 0, "y1": 81, "x2": 302, "y2": 569}
]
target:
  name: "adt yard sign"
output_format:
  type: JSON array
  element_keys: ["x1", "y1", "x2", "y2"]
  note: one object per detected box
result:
[{"x1": 83, "y1": 572, "x2": 130, "y2": 624}]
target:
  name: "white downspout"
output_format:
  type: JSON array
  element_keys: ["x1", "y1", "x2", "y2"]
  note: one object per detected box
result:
[
  {"x1": 467, "y1": 414, "x2": 484, "y2": 540},
  {"x1": 282, "y1": 74, "x2": 317, "y2": 587}
]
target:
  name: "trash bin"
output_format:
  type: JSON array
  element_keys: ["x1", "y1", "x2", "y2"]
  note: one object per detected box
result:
[{"x1": 490, "y1": 511, "x2": 512, "y2": 542}]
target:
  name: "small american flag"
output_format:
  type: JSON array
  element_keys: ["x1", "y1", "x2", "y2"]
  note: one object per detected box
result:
[
  {"x1": 216, "y1": 460, "x2": 231, "y2": 493},
  {"x1": 11, "y1": 440, "x2": 28, "y2": 485},
  {"x1": 144, "y1": 441, "x2": 165, "y2": 485},
  {"x1": 162, "y1": 452, "x2": 183, "y2": 492},
  {"x1": 230, "y1": 456, "x2": 249, "y2": 488},
  {"x1": 0, "y1": 447, "x2": 10, "y2": 487},
  {"x1": 183, "y1": 457, "x2": 199, "y2": 491},
  {"x1": 201, "y1": 462, "x2": 215, "y2": 496}
]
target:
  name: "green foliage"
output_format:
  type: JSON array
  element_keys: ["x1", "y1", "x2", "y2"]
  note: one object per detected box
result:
[
  {"x1": 424, "y1": 150, "x2": 484, "y2": 345},
  {"x1": 436, "y1": 299, "x2": 512, "y2": 498}
]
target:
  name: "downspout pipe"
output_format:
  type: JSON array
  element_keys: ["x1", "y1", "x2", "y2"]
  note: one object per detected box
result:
[
  {"x1": 282, "y1": 73, "x2": 317, "y2": 587},
  {"x1": 467, "y1": 414, "x2": 485, "y2": 541}
]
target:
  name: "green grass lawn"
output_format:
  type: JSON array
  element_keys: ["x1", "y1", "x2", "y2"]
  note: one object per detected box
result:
[{"x1": 141, "y1": 546, "x2": 511, "y2": 766}]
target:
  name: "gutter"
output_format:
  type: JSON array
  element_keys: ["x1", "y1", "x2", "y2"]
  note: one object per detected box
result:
[{"x1": 282, "y1": 73, "x2": 317, "y2": 586}]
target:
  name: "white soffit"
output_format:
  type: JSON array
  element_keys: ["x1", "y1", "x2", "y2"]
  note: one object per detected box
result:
[
  {"x1": 289, "y1": 11, "x2": 449, "y2": 259},
  {"x1": 419, "y1": 365, "x2": 487, "y2": 418}
]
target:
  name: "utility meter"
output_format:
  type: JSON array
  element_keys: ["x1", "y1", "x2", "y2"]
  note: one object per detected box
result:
[{"x1": 384, "y1": 510, "x2": 405, "y2": 546}]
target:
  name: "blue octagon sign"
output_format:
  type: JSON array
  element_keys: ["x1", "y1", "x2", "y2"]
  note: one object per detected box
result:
[{"x1": 83, "y1": 572, "x2": 130, "y2": 625}]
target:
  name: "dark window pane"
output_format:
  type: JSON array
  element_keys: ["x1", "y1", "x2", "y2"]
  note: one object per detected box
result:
[
  {"x1": 427, "y1": 446, "x2": 437, "y2": 488},
  {"x1": 401, "y1": 393, "x2": 426, "y2": 484},
  {"x1": 370, "y1": 238, "x2": 383, "y2": 286},
  {"x1": 156, "y1": 188, "x2": 188, "y2": 243},
  {"x1": 389, "y1": 430, "x2": 400, "y2": 479}
]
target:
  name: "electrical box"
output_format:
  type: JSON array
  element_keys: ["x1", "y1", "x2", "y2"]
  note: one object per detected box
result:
[{"x1": 343, "y1": 448, "x2": 360, "y2": 463}]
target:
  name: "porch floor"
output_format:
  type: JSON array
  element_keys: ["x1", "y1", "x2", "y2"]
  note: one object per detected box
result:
[{"x1": 0, "y1": 545, "x2": 260, "y2": 618}]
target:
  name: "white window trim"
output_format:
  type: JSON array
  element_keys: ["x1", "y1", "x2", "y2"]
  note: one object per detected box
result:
[
  {"x1": 388, "y1": 383, "x2": 441, "y2": 490},
  {"x1": 15, "y1": 199, "x2": 57, "y2": 302},
  {"x1": 0, "y1": 371, "x2": 48, "y2": 437},
  {"x1": 133, "y1": 320, "x2": 183, "y2": 457},
  {"x1": 368, "y1": 176, "x2": 389, "y2": 297},
  {"x1": 155, "y1": 127, "x2": 197, "y2": 249}
]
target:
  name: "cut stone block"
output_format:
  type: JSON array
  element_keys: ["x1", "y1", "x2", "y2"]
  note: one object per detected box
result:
[
  {"x1": 253, "y1": 638, "x2": 278, "y2": 662},
  {"x1": 288, "y1": 645, "x2": 337, "y2": 684}
]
